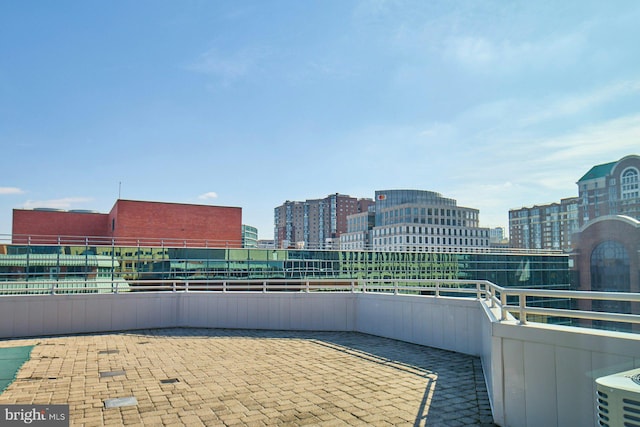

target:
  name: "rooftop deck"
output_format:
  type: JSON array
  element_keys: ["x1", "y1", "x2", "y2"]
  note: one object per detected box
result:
[
  {"x1": 0, "y1": 328, "x2": 494, "y2": 426},
  {"x1": 1, "y1": 280, "x2": 639, "y2": 426}
]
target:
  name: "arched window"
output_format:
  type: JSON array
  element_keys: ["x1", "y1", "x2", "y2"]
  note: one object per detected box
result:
[
  {"x1": 590, "y1": 240, "x2": 630, "y2": 330},
  {"x1": 590, "y1": 240, "x2": 630, "y2": 292},
  {"x1": 621, "y1": 167, "x2": 639, "y2": 200}
]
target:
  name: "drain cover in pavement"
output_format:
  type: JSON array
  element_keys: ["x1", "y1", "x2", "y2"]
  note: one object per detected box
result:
[
  {"x1": 104, "y1": 397, "x2": 138, "y2": 408},
  {"x1": 100, "y1": 370, "x2": 126, "y2": 378}
]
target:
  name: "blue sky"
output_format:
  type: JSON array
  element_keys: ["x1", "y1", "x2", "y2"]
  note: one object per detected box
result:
[{"x1": 1, "y1": 0, "x2": 639, "y2": 240}]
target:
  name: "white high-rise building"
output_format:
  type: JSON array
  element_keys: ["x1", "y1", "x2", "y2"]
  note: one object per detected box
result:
[{"x1": 341, "y1": 189, "x2": 490, "y2": 252}]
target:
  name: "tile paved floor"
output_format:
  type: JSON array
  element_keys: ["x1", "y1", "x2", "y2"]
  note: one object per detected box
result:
[{"x1": 0, "y1": 328, "x2": 495, "y2": 426}]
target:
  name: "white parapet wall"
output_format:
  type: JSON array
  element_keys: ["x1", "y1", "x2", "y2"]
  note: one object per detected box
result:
[
  {"x1": 0, "y1": 293, "x2": 179, "y2": 337},
  {"x1": 0, "y1": 292, "x2": 358, "y2": 337},
  {"x1": 1, "y1": 291, "x2": 640, "y2": 427},
  {"x1": 355, "y1": 293, "x2": 484, "y2": 355},
  {"x1": 489, "y1": 318, "x2": 640, "y2": 427},
  {"x1": 178, "y1": 292, "x2": 357, "y2": 331}
]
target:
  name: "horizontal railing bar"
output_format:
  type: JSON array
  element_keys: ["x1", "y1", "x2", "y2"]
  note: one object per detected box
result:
[
  {"x1": 499, "y1": 287, "x2": 640, "y2": 302},
  {"x1": 518, "y1": 306, "x2": 640, "y2": 324}
]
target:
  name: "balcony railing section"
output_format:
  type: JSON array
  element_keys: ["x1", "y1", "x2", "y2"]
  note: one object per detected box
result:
[
  {"x1": 1, "y1": 278, "x2": 638, "y2": 332},
  {"x1": 2, "y1": 233, "x2": 563, "y2": 254}
]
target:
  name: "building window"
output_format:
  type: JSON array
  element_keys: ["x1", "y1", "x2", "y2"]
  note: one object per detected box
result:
[
  {"x1": 590, "y1": 240, "x2": 631, "y2": 330},
  {"x1": 621, "y1": 167, "x2": 639, "y2": 200},
  {"x1": 590, "y1": 240, "x2": 630, "y2": 292}
]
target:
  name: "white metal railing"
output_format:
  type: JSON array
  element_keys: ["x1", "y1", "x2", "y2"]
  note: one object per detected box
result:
[
  {"x1": 495, "y1": 286, "x2": 640, "y2": 325},
  {"x1": 1, "y1": 278, "x2": 638, "y2": 331},
  {"x1": 1, "y1": 233, "x2": 564, "y2": 254}
]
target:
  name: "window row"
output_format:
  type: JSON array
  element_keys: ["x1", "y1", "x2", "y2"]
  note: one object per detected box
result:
[
  {"x1": 374, "y1": 236, "x2": 489, "y2": 246},
  {"x1": 373, "y1": 226, "x2": 489, "y2": 237}
]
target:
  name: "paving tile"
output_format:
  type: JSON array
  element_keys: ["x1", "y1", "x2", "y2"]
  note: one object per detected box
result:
[{"x1": 0, "y1": 328, "x2": 496, "y2": 426}]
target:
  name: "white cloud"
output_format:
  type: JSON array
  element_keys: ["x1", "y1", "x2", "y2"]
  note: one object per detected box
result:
[
  {"x1": 444, "y1": 30, "x2": 586, "y2": 72},
  {"x1": 454, "y1": 112, "x2": 640, "y2": 192},
  {"x1": 0, "y1": 187, "x2": 24, "y2": 195},
  {"x1": 447, "y1": 36, "x2": 496, "y2": 66},
  {"x1": 521, "y1": 80, "x2": 640, "y2": 126},
  {"x1": 537, "y1": 113, "x2": 640, "y2": 164},
  {"x1": 187, "y1": 46, "x2": 272, "y2": 86},
  {"x1": 198, "y1": 192, "x2": 218, "y2": 200},
  {"x1": 22, "y1": 197, "x2": 93, "y2": 210},
  {"x1": 430, "y1": 78, "x2": 640, "y2": 174},
  {"x1": 419, "y1": 122, "x2": 457, "y2": 139}
]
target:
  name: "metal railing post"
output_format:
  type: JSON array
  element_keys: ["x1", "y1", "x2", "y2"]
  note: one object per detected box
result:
[
  {"x1": 500, "y1": 292, "x2": 507, "y2": 321},
  {"x1": 519, "y1": 293, "x2": 527, "y2": 324},
  {"x1": 350, "y1": 281, "x2": 355, "y2": 293},
  {"x1": 262, "y1": 281, "x2": 267, "y2": 293},
  {"x1": 223, "y1": 281, "x2": 227, "y2": 293},
  {"x1": 185, "y1": 281, "x2": 189, "y2": 292},
  {"x1": 305, "y1": 281, "x2": 310, "y2": 293},
  {"x1": 172, "y1": 282, "x2": 176, "y2": 293},
  {"x1": 476, "y1": 282, "x2": 481, "y2": 300}
]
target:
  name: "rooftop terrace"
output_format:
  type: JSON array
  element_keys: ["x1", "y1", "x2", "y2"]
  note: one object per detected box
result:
[
  {"x1": 0, "y1": 328, "x2": 494, "y2": 426},
  {"x1": 1, "y1": 279, "x2": 639, "y2": 426}
]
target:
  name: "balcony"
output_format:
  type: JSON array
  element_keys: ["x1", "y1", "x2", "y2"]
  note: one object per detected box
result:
[{"x1": 1, "y1": 279, "x2": 639, "y2": 426}]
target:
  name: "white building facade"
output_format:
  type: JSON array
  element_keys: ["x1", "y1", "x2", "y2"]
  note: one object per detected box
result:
[{"x1": 341, "y1": 189, "x2": 490, "y2": 252}]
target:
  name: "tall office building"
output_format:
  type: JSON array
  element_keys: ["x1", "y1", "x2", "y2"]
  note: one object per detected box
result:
[
  {"x1": 274, "y1": 194, "x2": 373, "y2": 249},
  {"x1": 509, "y1": 197, "x2": 580, "y2": 251},
  {"x1": 577, "y1": 154, "x2": 640, "y2": 226},
  {"x1": 341, "y1": 189, "x2": 490, "y2": 252}
]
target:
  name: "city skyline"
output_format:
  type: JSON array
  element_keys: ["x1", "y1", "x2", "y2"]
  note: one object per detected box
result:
[{"x1": 2, "y1": 1, "x2": 640, "y2": 239}]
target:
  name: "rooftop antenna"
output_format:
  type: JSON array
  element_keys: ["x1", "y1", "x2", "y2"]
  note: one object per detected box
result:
[{"x1": 118, "y1": 182, "x2": 122, "y2": 199}]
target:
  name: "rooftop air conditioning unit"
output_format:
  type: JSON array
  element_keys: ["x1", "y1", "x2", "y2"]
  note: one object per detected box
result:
[{"x1": 596, "y1": 368, "x2": 640, "y2": 427}]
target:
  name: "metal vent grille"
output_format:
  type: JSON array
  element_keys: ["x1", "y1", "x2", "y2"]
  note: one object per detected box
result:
[
  {"x1": 597, "y1": 390, "x2": 610, "y2": 427},
  {"x1": 596, "y1": 368, "x2": 640, "y2": 427},
  {"x1": 623, "y1": 398, "x2": 640, "y2": 426}
]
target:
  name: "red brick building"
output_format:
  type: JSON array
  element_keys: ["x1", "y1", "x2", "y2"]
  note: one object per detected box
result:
[
  {"x1": 12, "y1": 199, "x2": 242, "y2": 247},
  {"x1": 570, "y1": 215, "x2": 640, "y2": 331},
  {"x1": 12, "y1": 209, "x2": 109, "y2": 244}
]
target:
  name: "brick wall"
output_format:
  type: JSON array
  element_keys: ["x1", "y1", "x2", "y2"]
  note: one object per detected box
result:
[
  {"x1": 12, "y1": 200, "x2": 243, "y2": 248},
  {"x1": 12, "y1": 209, "x2": 110, "y2": 244},
  {"x1": 110, "y1": 200, "x2": 242, "y2": 247}
]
